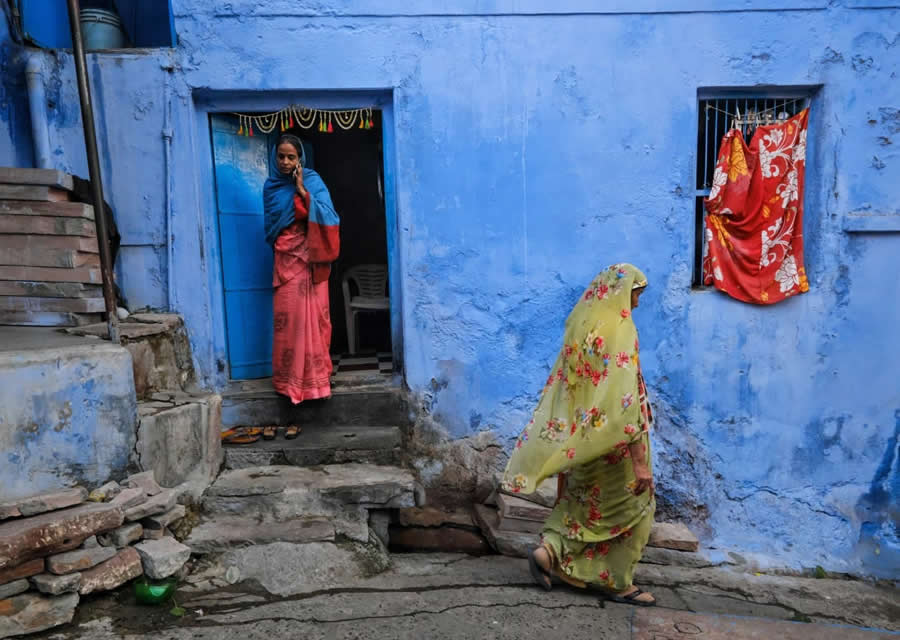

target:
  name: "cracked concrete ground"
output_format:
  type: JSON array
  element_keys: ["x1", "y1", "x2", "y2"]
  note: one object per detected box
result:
[{"x1": 39, "y1": 554, "x2": 899, "y2": 639}]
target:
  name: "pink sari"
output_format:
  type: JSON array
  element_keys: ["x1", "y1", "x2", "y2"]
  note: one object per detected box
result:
[{"x1": 271, "y1": 195, "x2": 333, "y2": 403}]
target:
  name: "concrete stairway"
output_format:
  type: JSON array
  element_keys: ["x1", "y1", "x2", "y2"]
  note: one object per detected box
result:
[
  {"x1": 221, "y1": 382, "x2": 408, "y2": 470},
  {"x1": 0, "y1": 168, "x2": 103, "y2": 327},
  {"x1": 186, "y1": 463, "x2": 423, "y2": 553}
]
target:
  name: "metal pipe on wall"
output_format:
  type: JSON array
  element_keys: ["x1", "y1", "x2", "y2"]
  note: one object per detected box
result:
[
  {"x1": 162, "y1": 63, "x2": 175, "y2": 312},
  {"x1": 24, "y1": 53, "x2": 52, "y2": 169},
  {"x1": 65, "y1": 0, "x2": 119, "y2": 341}
]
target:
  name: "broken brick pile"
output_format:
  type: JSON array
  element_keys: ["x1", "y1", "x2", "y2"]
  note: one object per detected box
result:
[{"x1": 0, "y1": 471, "x2": 191, "y2": 638}]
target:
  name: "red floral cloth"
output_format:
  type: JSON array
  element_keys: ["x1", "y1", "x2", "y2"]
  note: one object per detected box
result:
[
  {"x1": 702, "y1": 109, "x2": 810, "y2": 304},
  {"x1": 271, "y1": 196, "x2": 332, "y2": 404}
]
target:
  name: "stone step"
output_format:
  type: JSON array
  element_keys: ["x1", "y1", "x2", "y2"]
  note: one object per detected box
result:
[
  {"x1": 185, "y1": 515, "x2": 335, "y2": 553},
  {"x1": 0, "y1": 200, "x2": 93, "y2": 219},
  {"x1": 0, "y1": 168, "x2": 74, "y2": 191},
  {"x1": 224, "y1": 425, "x2": 402, "y2": 469},
  {"x1": 0, "y1": 214, "x2": 95, "y2": 236},
  {"x1": 0, "y1": 185, "x2": 70, "y2": 202},
  {"x1": 202, "y1": 464, "x2": 421, "y2": 543},
  {"x1": 222, "y1": 384, "x2": 408, "y2": 429}
]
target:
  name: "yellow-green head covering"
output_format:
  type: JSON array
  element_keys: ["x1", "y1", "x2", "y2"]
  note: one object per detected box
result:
[{"x1": 502, "y1": 263, "x2": 649, "y2": 495}]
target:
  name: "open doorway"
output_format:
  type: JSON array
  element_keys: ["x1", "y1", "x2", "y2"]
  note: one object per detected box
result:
[{"x1": 210, "y1": 108, "x2": 394, "y2": 384}]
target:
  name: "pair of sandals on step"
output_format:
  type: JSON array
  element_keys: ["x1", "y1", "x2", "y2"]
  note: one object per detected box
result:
[{"x1": 221, "y1": 425, "x2": 300, "y2": 444}]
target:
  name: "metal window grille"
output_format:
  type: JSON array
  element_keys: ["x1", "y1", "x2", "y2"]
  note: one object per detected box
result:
[{"x1": 693, "y1": 96, "x2": 810, "y2": 286}]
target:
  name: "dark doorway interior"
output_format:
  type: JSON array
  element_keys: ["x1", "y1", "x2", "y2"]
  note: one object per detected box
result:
[{"x1": 285, "y1": 111, "x2": 391, "y2": 355}]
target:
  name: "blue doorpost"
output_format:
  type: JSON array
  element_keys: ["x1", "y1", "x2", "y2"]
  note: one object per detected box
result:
[{"x1": 210, "y1": 114, "x2": 275, "y2": 379}]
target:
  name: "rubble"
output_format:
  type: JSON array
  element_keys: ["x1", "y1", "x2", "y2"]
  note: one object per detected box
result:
[
  {"x1": 108, "y1": 487, "x2": 146, "y2": 511},
  {"x1": 124, "y1": 471, "x2": 162, "y2": 497},
  {"x1": 0, "y1": 488, "x2": 88, "y2": 520},
  {"x1": 46, "y1": 546, "x2": 117, "y2": 575},
  {"x1": 30, "y1": 572, "x2": 81, "y2": 596},
  {"x1": 97, "y1": 523, "x2": 143, "y2": 548},
  {"x1": 87, "y1": 482, "x2": 121, "y2": 503},
  {"x1": 134, "y1": 538, "x2": 191, "y2": 579},
  {"x1": 124, "y1": 488, "x2": 178, "y2": 522},
  {"x1": 0, "y1": 559, "x2": 43, "y2": 586},
  {"x1": 78, "y1": 548, "x2": 142, "y2": 595},
  {"x1": 0, "y1": 579, "x2": 29, "y2": 599},
  {"x1": 142, "y1": 505, "x2": 185, "y2": 531}
]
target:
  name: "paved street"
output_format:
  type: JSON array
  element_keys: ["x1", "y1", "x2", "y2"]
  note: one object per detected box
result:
[{"x1": 38, "y1": 554, "x2": 899, "y2": 640}]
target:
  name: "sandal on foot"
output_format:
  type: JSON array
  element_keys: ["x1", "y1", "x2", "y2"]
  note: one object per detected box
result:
[
  {"x1": 221, "y1": 427, "x2": 262, "y2": 445},
  {"x1": 528, "y1": 549, "x2": 553, "y2": 592},
  {"x1": 603, "y1": 587, "x2": 656, "y2": 607},
  {"x1": 284, "y1": 425, "x2": 300, "y2": 440},
  {"x1": 262, "y1": 426, "x2": 277, "y2": 440}
]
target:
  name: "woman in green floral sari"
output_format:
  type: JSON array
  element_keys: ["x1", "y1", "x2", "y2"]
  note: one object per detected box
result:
[{"x1": 502, "y1": 263, "x2": 656, "y2": 606}]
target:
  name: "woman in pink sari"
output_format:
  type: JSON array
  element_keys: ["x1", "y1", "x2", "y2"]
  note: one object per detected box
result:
[{"x1": 263, "y1": 135, "x2": 340, "y2": 411}]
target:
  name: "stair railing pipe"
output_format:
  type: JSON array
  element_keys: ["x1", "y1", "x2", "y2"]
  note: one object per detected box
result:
[{"x1": 65, "y1": 0, "x2": 119, "y2": 342}]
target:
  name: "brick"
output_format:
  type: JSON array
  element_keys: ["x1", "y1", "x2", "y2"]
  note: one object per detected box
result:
[
  {"x1": 108, "y1": 487, "x2": 147, "y2": 511},
  {"x1": 124, "y1": 489, "x2": 177, "y2": 522},
  {"x1": 389, "y1": 525, "x2": 492, "y2": 555},
  {"x1": 0, "y1": 296, "x2": 105, "y2": 313},
  {"x1": 134, "y1": 538, "x2": 191, "y2": 579},
  {"x1": 0, "y1": 214, "x2": 95, "y2": 237},
  {"x1": 46, "y1": 546, "x2": 117, "y2": 575},
  {"x1": 124, "y1": 471, "x2": 162, "y2": 497},
  {"x1": 0, "y1": 265, "x2": 102, "y2": 284},
  {"x1": 0, "y1": 579, "x2": 29, "y2": 600},
  {"x1": 648, "y1": 522, "x2": 700, "y2": 552},
  {"x1": 0, "y1": 168, "x2": 74, "y2": 191},
  {"x1": 78, "y1": 548, "x2": 142, "y2": 595},
  {"x1": 0, "y1": 281, "x2": 102, "y2": 298},
  {"x1": 30, "y1": 572, "x2": 81, "y2": 595},
  {"x1": 0, "y1": 559, "x2": 44, "y2": 586},
  {"x1": 0, "y1": 503, "x2": 123, "y2": 570},
  {"x1": 0, "y1": 200, "x2": 93, "y2": 219},
  {"x1": 97, "y1": 523, "x2": 143, "y2": 548},
  {"x1": 0, "y1": 185, "x2": 70, "y2": 202},
  {"x1": 496, "y1": 492, "x2": 551, "y2": 522},
  {"x1": 0, "y1": 592, "x2": 79, "y2": 637},
  {"x1": 0, "y1": 488, "x2": 87, "y2": 520},
  {"x1": 142, "y1": 505, "x2": 185, "y2": 531}
]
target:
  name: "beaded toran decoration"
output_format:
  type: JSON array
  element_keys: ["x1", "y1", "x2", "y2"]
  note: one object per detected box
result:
[{"x1": 235, "y1": 106, "x2": 376, "y2": 136}]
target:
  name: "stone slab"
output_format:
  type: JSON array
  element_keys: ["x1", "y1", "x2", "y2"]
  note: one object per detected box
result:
[
  {"x1": 649, "y1": 521, "x2": 700, "y2": 552},
  {"x1": 124, "y1": 488, "x2": 178, "y2": 522},
  {"x1": 142, "y1": 505, "x2": 185, "y2": 531},
  {"x1": 87, "y1": 481, "x2": 121, "y2": 503},
  {"x1": 632, "y1": 608, "x2": 893, "y2": 640},
  {"x1": 0, "y1": 503, "x2": 123, "y2": 569},
  {"x1": 0, "y1": 487, "x2": 88, "y2": 520},
  {"x1": 97, "y1": 523, "x2": 144, "y2": 548},
  {"x1": 389, "y1": 526, "x2": 492, "y2": 555},
  {"x1": 0, "y1": 214, "x2": 94, "y2": 237},
  {"x1": 47, "y1": 546, "x2": 117, "y2": 575},
  {"x1": 0, "y1": 281, "x2": 102, "y2": 299},
  {"x1": 0, "y1": 200, "x2": 92, "y2": 219},
  {"x1": 124, "y1": 471, "x2": 162, "y2": 497},
  {"x1": 30, "y1": 572, "x2": 81, "y2": 595},
  {"x1": 473, "y1": 504, "x2": 539, "y2": 559},
  {"x1": 0, "y1": 168, "x2": 74, "y2": 191},
  {"x1": 0, "y1": 579, "x2": 29, "y2": 600},
  {"x1": 185, "y1": 516, "x2": 335, "y2": 554},
  {"x1": 496, "y1": 491, "x2": 551, "y2": 522},
  {"x1": 78, "y1": 547, "x2": 142, "y2": 595},
  {"x1": 0, "y1": 559, "x2": 44, "y2": 586},
  {"x1": 0, "y1": 264, "x2": 102, "y2": 284},
  {"x1": 108, "y1": 487, "x2": 147, "y2": 511},
  {"x1": 223, "y1": 426, "x2": 402, "y2": 469},
  {"x1": 134, "y1": 538, "x2": 191, "y2": 579},
  {"x1": 640, "y1": 546, "x2": 721, "y2": 569},
  {"x1": 497, "y1": 514, "x2": 544, "y2": 534},
  {"x1": 141, "y1": 528, "x2": 165, "y2": 541},
  {"x1": 0, "y1": 592, "x2": 78, "y2": 638},
  {"x1": 493, "y1": 471, "x2": 559, "y2": 509},
  {"x1": 0, "y1": 185, "x2": 70, "y2": 202},
  {"x1": 396, "y1": 506, "x2": 475, "y2": 529}
]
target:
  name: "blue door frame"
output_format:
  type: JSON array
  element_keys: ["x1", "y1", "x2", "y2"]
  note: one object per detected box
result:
[{"x1": 195, "y1": 91, "x2": 402, "y2": 385}]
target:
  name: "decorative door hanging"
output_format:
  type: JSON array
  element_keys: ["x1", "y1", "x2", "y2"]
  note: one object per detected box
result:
[{"x1": 234, "y1": 105, "x2": 376, "y2": 137}]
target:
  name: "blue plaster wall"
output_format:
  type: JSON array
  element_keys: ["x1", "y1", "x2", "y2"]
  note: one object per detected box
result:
[
  {"x1": 5, "y1": 1, "x2": 898, "y2": 577},
  {"x1": 0, "y1": 5, "x2": 34, "y2": 167},
  {"x1": 0, "y1": 343, "x2": 138, "y2": 501}
]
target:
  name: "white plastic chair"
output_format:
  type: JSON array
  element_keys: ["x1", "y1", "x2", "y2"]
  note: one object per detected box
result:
[{"x1": 341, "y1": 264, "x2": 389, "y2": 355}]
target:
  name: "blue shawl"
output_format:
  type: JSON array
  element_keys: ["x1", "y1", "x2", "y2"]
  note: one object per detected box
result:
[{"x1": 262, "y1": 143, "x2": 339, "y2": 246}]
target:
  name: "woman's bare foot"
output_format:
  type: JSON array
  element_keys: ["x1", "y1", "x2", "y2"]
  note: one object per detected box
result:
[{"x1": 528, "y1": 546, "x2": 553, "y2": 590}]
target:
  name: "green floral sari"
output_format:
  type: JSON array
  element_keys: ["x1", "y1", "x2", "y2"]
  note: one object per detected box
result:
[{"x1": 502, "y1": 263, "x2": 654, "y2": 589}]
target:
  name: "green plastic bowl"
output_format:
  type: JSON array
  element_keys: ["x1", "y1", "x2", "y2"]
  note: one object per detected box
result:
[{"x1": 134, "y1": 578, "x2": 177, "y2": 605}]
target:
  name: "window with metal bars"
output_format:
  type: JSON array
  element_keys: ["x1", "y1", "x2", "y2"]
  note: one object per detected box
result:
[{"x1": 692, "y1": 94, "x2": 810, "y2": 287}]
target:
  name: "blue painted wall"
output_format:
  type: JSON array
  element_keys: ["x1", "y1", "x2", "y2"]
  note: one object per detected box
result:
[
  {"x1": 5, "y1": 1, "x2": 899, "y2": 577},
  {"x1": 0, "y1": 4, "x2": 34, "y2": 167}
]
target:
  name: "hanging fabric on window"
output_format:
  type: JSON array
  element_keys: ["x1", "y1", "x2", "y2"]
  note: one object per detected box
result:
[{"x1": 702, "y1": 109, "x2": 810, "y2": 304}]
